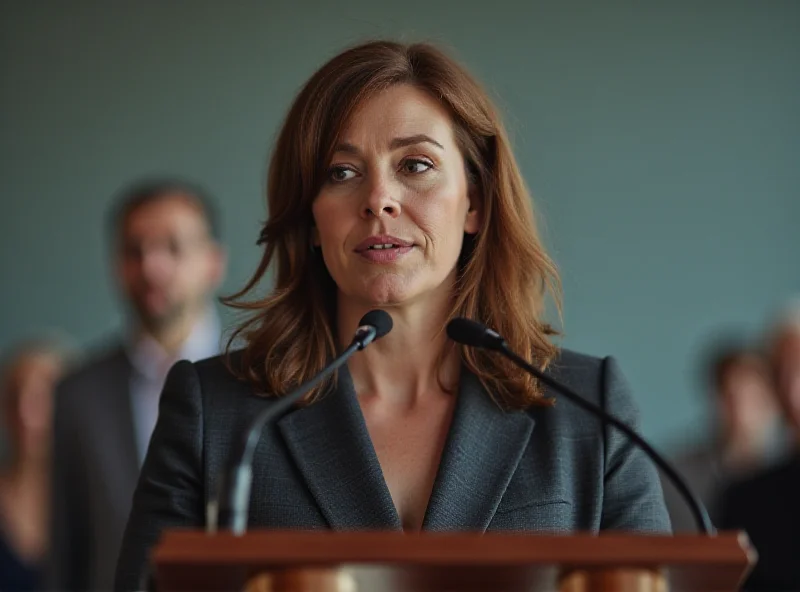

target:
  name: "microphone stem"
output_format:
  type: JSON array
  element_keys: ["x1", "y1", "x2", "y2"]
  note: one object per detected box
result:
[
  {"x1": 239, "y1": 340, "x2": 361, "y2": 469},
  {"x1": 215, "y1": 339, "x2": 362, "y2": 534},
  {"x1": 500, "y1": 345, "x2": 716, "y2": 536}
]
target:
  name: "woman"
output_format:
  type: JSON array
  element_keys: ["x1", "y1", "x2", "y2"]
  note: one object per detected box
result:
[
  {"x1": 0, "y1": 340, "x2": 68, "y2": 592},
  {"x1": 115, "y1": 40, "x2": 670, "y2": 591}
]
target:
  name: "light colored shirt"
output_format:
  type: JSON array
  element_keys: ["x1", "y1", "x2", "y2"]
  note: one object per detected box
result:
[{"x1": 126, "y1": 309, "x2": 221, "y2": 463}]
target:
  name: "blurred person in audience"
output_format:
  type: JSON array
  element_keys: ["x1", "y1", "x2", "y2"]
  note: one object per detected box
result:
[
  {"x1": 662, "y1": 338, "x2": 784, "y2": 532},
  {"x1": 0, "y1": 339, "x2": 70, "y2": 592},
  {"x1": 47, "y1": 179, "x2": 226, "y2": 592},
  {"x1": 720, "y1": 305, "x2": 800, "y2": 591}
]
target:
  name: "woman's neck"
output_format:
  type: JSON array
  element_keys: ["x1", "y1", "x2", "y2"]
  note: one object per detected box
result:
[{"x1": 338, "y1": 298, "x2": 459, "y2": 408}]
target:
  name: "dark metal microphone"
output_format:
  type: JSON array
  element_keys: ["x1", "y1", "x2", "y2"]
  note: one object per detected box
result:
[
  {"x1": 212, "y1": 309, "x2": 393, "y2": 534},
  {"x1": 446, "y1": 317, "x2": 716, "y2": 535}
]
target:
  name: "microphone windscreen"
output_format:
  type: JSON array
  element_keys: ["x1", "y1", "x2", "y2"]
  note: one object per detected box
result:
[
  {"x1": 446, "y1": 318, "x2": 490, "y2": 348},
  {"x1": 358, "y1": 310, "x2": 393, "y2": 340}
]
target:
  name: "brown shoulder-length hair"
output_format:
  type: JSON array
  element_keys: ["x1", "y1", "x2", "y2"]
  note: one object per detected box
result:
[{"x1": 224, "y1": 40, "x2": 561, "y2": 410}]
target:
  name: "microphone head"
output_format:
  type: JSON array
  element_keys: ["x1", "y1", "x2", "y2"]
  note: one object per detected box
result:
[
  {"x1": 446, "y1": 317, "x2": 505, "y2": 351},
  {"x1": 358, "y1": 309, "x2": 393, "y2": 340}
]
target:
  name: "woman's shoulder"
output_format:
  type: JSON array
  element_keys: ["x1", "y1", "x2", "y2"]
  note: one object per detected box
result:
[
  {"x1": 161, "y1": 352, "x2": 276, "y2": 446},
  {"x1": 545, "y1": 348, "x2": 610, "y2": 403},
  {"x1": 538, "y1": 348, "x2": 638, "y2": 421},
  {"x1": 167, "y1": 350, "x2": 260, "y2": 409},
  {"x1": 548, "y1": 347, "x2": 605, "y2": 373},
  {"x1": 190, "y1": 349, "x2": 249, "y2": 388}
]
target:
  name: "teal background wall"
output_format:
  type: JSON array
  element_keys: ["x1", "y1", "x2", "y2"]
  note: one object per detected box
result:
[{"x1": 1, "y1": 0, "x2": 798, "y2": 449}]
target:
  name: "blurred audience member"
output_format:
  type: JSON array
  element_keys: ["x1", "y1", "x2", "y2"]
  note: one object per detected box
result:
[
  {"x1": 662, "y1": 338, "x2": 784, "y2": 532},
  {"x1": 47, "y1": 179, "x2": 226, "y2": 592},
  {"x1": 720, "y1": 306, "x2": 800, "y2": 591},
  {"x1": 0, "y1": 339, "x2": 70, "y2": 592}
]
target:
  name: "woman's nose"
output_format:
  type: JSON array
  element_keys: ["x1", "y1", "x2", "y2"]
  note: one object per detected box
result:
[{"x1": 361, "y1": 176, "x2": 401, "y2": 219}]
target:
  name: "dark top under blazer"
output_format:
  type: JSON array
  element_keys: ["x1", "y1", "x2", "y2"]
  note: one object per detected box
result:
[{"x1": 115, "y1": 349, "x2": 671, "y2": 591}]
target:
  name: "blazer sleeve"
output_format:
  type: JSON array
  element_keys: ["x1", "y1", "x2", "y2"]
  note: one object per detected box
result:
[
  {"x1": 599, "y1": 357, "x2": 672, "y2": 533},
  {"x1": 114, "y1": 360, "x2": 206, "y2": 592}
]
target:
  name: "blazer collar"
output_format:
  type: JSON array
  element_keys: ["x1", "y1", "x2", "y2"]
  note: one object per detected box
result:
[{"x1": 277, "y1": 364, "x2": 535, "y2": 531}]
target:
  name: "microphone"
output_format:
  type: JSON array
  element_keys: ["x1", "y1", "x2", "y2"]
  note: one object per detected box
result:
[
  {"x1": 446, "y1": 317, "x2": 715, "y2": 535},
  {"x1": 211, "y1": 309, "x2": 393, "y2": 534}
]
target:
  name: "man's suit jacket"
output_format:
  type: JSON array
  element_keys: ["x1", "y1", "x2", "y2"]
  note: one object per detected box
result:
[
  {"x1": 719, "y1": 453, "x2": 800, "y2": 591},
  {"x1": 115, "y1": 348, "x2": 671, "y2": 591},
  {"x1": 660, "y1": 445, "x2": 725, "y2": 533},
  {"x1": 48, "y1": 346, "x2": 141, "y2": 592}
]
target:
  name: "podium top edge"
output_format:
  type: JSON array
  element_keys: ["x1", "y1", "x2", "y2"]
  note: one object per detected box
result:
[{"x1": 154, "y1": 530, "x2": 753, "y2": 567}]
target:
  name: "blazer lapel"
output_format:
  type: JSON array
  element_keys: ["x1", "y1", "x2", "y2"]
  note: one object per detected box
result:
[
  {"x1": 277, "y1": 366, "x2": 402, "y2": 531},
  {"x1": 422, "y1": 368, "x2": 535, "y2": 532}
]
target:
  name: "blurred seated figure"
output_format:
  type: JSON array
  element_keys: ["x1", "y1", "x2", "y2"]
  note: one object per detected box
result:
[
  {"x1": 662, "y1": 337, "x2": 784, "y2": 532},
  {"x1": 0, "y1": 339, "x2": 70, "y2": 592},
  {"x1": 720, "y1": 306, "x2": 800, "y2": 591}
]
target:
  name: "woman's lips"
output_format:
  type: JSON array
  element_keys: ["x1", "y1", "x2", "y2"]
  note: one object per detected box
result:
[
  {"x1": 357, "y1": 245, "x2": 414, "y2": 262},
  {"x1": 354, "y1": 234, "x2": 415, "y2": 262}
]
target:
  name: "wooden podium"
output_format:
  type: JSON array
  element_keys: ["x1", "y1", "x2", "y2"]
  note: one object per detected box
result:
[{"x1": 152, "y1": 530, "x2": 754, "y2": 592}]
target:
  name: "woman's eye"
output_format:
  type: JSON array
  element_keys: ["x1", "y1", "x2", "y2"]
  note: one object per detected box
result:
[
  {"x1": 328, "y1": 166, "x2": 357, "y2": 182},
  {"x1": 401, "y1": 158, "x2": 433, "y2": 174}
]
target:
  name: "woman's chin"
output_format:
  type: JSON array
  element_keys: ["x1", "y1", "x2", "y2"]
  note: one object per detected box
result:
[
  {"x1": 356, "y1": 278, "x2": 415, "y2": 307},
  {"x1": 363, "y1": 289, "x2": 409, "y2": 307},
  {"x1": 338, "y1": 272, "x2": 454, "y2": 310}
]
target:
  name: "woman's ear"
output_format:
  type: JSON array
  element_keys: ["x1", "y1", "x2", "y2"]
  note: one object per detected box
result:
[{"x1": 464, "y1": 184, "x2": 482, "y2": 235}]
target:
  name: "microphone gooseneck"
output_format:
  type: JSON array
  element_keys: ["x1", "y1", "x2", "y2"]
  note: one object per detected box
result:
[
  {"x1": 446, "y1": 317, "x2": 716, "y2": 536},
  {"x1": 212, "y1": 309, "x2": 393, "y2": 535}
]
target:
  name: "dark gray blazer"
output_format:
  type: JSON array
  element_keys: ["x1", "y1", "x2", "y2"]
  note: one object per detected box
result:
[
  {"x1": 48, "y1": 346, "x2": 141, "y2": 592},
  {"x1": 115, "y1": 349, "x2": 670, "y2": 591}
]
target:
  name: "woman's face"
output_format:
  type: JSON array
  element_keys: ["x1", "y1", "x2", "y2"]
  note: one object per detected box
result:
[{"x1": 311, "y1": 84, "x2": 480, "y2": 308}]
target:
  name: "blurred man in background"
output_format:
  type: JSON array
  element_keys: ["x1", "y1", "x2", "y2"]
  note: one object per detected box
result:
[
  {"x1": 662, "y1": 338, "x2": 784, "y2": 532},
  {"x1": 0, "y1": 338, "x2": 71, "y2": 592},
  {"x1": 47, "y1": 179, "x2": 226, "y2": 592},
  {"x1": 720, "y1": 307, "x2": 800, "y2": 591}
]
